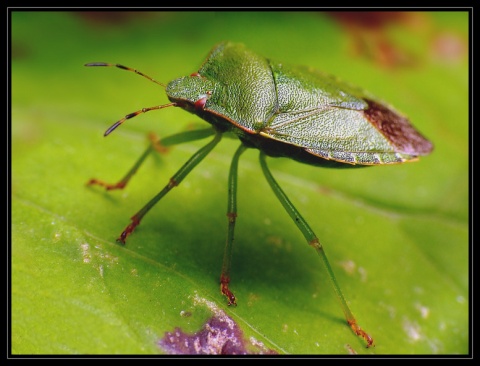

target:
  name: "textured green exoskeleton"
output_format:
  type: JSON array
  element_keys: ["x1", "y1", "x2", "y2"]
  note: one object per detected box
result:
[{"x1": 86, "y1": 41, "x2": 433, "y2": 349}]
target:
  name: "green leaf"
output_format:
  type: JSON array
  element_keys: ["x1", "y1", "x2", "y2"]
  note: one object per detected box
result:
[{"x1": 11, "y1": 11, "x2": 469, "y2": 355}]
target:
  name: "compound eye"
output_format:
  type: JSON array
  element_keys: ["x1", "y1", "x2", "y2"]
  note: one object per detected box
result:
[{"x1": 194, "y1": 90, "x2": 212, "y2": 112}]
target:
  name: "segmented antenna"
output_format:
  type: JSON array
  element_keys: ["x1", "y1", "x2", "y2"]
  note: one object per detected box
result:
[
  {"x1": 85, "y1": 62, "x2": 167, "y2": 87},
  {"x1": 85, "y1": 62, "x2": 175, "y2": 136}
]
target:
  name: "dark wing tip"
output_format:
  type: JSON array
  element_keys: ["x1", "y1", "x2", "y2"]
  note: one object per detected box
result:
[{"x1": 363, "y1": 99, "x2": 434, "y2": 155}]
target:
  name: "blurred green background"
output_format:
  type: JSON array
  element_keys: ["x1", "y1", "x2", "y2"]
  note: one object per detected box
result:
[{"x1": 11, "y1": 11, "x2": 469, "y2": 355}]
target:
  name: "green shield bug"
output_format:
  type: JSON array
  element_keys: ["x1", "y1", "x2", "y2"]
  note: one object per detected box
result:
[{"x1": 86, "y1": 41, "x2": 433, "y2": 349}]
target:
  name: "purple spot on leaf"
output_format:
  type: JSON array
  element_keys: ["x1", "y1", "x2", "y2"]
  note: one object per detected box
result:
[{"x1": 158, "y1": 313, "x2": 277, "y2": 355}]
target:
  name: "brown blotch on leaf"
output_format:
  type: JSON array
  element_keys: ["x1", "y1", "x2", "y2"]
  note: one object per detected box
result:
[
  {"x1": 327, "y1": 12, "x2": 423, "y2": 68},
  {"x1": 363, "y1": 99, "x2": 433, "y2": 155},
  {"x1": 75, "y1": 11, "x2": 153, "y2": 25},
  {"x1": 12, "y1": 43, "x2": 30, "y2": 60},
  {"x1": 328, "y1": 11, "x2": 409, "y2": 30}
]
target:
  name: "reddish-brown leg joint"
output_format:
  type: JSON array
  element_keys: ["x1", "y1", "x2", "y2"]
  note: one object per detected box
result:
[
  {"x1": 348, "y1": 319, "x2": 375, "y2": 348},
  {"x1": 87, "y1": 178, "x2": 126, "y2": 191},
  {"x1": 148, "y1": 132, "x2": 170, "y2": 154},
  {"x1": 227, "y1": 212, "x2": 237, "y2": 223},
  {"x1": 168, "y1": 178, "x2": 178, "y2": 189},
  {"x1": 117, "y1": 215, "x2": 141, "y2": 244},
  {"x1": 220, "y1": 274, "x2": 236, "y2": 306}
]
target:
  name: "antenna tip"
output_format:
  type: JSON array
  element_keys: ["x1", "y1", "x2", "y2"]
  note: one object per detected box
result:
[{"x1": 85, "y1": 62, "x2": 111, "y2": 67}]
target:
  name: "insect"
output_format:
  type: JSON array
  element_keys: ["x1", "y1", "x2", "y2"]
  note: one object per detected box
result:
[{"x1": 86, "y1": 41, "x2": 433, "y2": 348}]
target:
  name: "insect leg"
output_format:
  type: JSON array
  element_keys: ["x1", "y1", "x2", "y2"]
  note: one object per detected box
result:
[
  {"x1": 220, "y1": 143, "x2": 248, "y2": 306},
  {"x1": 160, "y1": 127, "x2": 216, "y2": 147},
  {"x1": 87, "y1": 143, "x2": 154, "y2": 190},
  {"x1": 87, "y1": 127, "x2": 216, "y2": 190},
  {"x1": 117, "y1": 131, "x2": 223, "y2": 244},
  {"x1": 259, "y1": 151, "x2": 374, "y2": 348}
]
